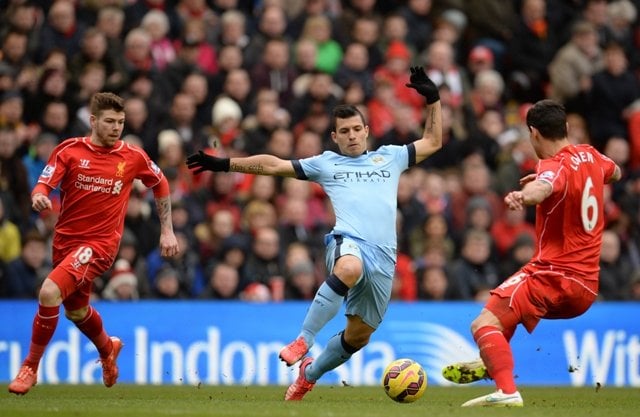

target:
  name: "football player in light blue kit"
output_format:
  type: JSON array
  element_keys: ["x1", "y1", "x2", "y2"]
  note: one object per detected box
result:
[{"x1": 186, "y1": 66, "x2": 442, "y2": 400}]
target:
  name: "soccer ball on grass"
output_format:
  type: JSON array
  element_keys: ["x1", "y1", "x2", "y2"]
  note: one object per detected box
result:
[{"x1": 381, "y1": 358, "x2": 427, "y2": 403}]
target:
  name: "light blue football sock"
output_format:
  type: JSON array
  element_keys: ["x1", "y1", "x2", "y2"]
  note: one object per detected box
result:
[
  {"x1": 305, "y1": 331, "x2": 358, "y2": 382},
  {"x1": 299, "y1": 274, "x2": 348, "y2": 346}
]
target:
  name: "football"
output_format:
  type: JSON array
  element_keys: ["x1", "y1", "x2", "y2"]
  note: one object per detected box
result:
[{"x1": 381, "y1": 358, "x2": 427, "y2": 403}]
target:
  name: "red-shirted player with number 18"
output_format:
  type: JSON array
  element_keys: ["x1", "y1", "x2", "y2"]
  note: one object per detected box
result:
[
  {"x1": 8, "y1": 92, "x2": 179, "y2": 395},
  {"x1": 442, "y1": 99, "x2": 622, "y2": 407}
]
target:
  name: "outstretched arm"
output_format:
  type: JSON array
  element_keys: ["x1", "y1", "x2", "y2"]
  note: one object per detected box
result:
[
  {"x1": 404, "y1": 66, "x2": 443, "y2": 163},
  {"x1": 186, "y1": 151, "x2": 297, "y2": 177}
]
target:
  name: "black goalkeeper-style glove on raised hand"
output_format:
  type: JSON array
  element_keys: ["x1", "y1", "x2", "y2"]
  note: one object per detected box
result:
[
  {"x1": 405, "y1": 66, "x2": 440, "y2": 104},
  {"x1": 186, "y1": 151, "x2": 230, "y2": 174}
]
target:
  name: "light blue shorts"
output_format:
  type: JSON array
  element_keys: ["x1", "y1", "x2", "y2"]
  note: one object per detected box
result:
[{"x1": 324, "y1": 235, "x2": 396, "y2": 329}]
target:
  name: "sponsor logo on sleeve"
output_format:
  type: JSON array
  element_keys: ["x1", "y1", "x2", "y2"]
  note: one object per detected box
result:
[
  {"x1": 538, "y1": 170, "x2": 555, "y2": 181},
  {"x1": 41, "y1": 165, "x2": 54, "y2": 178},
  {"x1": 149, "y1": 161, "x2": 161, "y2": 175}
]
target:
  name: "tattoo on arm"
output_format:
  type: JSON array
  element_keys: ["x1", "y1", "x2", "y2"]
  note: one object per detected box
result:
[
  {"x1": 231, "y1": 162, "x2": 265, "y2": 174},
  {"x1": 429, "y1": 108, "x2": 436, "y2": 130},
  {"x1": 155, "y1": 196, "x2": 173, "y2": 231}
]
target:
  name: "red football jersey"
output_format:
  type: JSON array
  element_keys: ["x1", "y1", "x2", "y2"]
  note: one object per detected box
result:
[
  {"x1": 37, "y1": 137, "x2": 164, "y2": 252},
  {"x1": 530, "y1": 144, "x2": 618, "y2": 279}
]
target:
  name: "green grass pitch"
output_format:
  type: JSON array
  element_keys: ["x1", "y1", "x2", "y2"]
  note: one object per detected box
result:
[{"x1": 1, "y1": 384, "x2": 638, "y2": 417}]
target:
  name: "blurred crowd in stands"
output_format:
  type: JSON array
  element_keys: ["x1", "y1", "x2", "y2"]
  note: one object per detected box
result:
[{"x1": 1, "y1": 0, "x2": 640, "y2": 302}]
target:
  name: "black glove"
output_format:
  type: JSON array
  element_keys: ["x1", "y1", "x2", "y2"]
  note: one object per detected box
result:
[
  {"x1": 186, "y1": 151, "x2": 230, "y2": 174},
  {"x1": 405, "y1": 66, "x2": 440, "y2": 104}
]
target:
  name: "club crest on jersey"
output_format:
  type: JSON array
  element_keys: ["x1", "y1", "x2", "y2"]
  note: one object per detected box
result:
[
  {"x1": 41, "y1": 165, "x2": 54, "y2": 178},
  {"x1": 116, "y1": 161, "x2": 126, "y2": 177},
  {"x1": 371, "y1": 155, "x2": 385, "y2": 164},
  {"x1": 538, "y1": 170, "x2": 555, "y2": 181}
]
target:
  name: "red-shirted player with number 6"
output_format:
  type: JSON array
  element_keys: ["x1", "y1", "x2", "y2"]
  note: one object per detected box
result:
[
  {"x1": 442, "y1": 99, "x2": 622, "y2": 407},
  {"x1": 8, "y1": 92, "x2": 179, "y2": 395}
]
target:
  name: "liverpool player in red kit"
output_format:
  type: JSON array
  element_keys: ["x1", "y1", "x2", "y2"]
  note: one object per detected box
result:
[
  {"x1": 8, "y1": 92, "x2": 179, "y2": 395},
  {"x1": 442, "y1": 100, "x2": 622, "y2": 407}
]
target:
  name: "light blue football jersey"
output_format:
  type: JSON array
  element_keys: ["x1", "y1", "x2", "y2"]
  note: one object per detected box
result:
[{"x1": 292, "y1": 144, "x2": 416, "y2": 253}]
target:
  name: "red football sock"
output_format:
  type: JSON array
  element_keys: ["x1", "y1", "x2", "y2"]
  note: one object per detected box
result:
[
  {"x1": 74, "y1": 306, "x2": 112, "y2": 358},
  {"x1": 24, "y1": 305, "x2": 60, "y2": 369},
  {"x1": 474, "y1": 325, "x2": 517, "y2": 394}
]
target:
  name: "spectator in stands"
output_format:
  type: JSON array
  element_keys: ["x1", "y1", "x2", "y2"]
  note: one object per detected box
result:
[
  {"x1": 37, "y1": 0, "x2": 87, "y2": 63},
  {"x1": 604, "y1": 0, "x2": 639, "y2": 70},
  {"x1": 349, "y1": 15, "x2": 384, "y2": 71},
  {"x1": 240, "y1": 282, "x2": 273, "y2": 302},
  {"x1": 417, "y1": 265, "x2": 450, "y2": 301},
  {"x1": 398, "y1": 0, "x2": 433, "y2": 53},
  {"x1": 446, "y1": 227, "x2": 501, "y2": 300},
  {"x1": 334, "y1": 42, "x2": 374, "y2": 101},
  {"x1": 147, "y1": 230, "x2": 204, "y2": 298},
  {"x1": 299, "y1": 14, "x2": 343, "y2": 75},
  {"x1": 548, "y1": 20, "x2": 603, "y2": 114},
  {"x1": 293, "y1": 129, "x2": 324, "y2": 160},
  {"x1": 140, "y1": 9, "x2": 177, "y2": 72},
  {"x1": 194, "y1": 207, "x2": 238, "y2": 267},
  {"x1": 266, "y1": 127, "x2": 295, "y2": 159},
  {"x1": 217, "y1": 10, "x2": 250, "y2": 50},
  {"x1": 464, "y1": 0, "x2": 516, "y2": 73},
  {"x1": 491, "y1": 204, "x2": 536, "y2": 258},
  {"x1": 0, "y1": 197, "x2": 21, "y2": 264},
  {"x1": 209, "y1": 45, "x2": 244, "y2": 98},
  {"x1": 291, "y1": 38, "x2": 319, "y2": 97},
  {"x1": 432, "y1": 9, "x2": 468, "y2": 61},
  {"x1": 158, "y1": 92, "x2": 207, "y2": 155},
  {"x1": 623, "y1": 271, "x2": 640, "y2": 301},
  {"x1": 101, "y1": 259, "x2": 140, "y2": 301},
  {"x1": 284, "y1": 258, "x2": 319, "y2": 300},
  {"x1": 23, "y1": 67, "x2": 72, "y2": 127},
  {"x1": 69, "y1": 28, "x2": 128, "y2": 95},
  {"x1": 250, "y1": 38, "x2": 298, "y2": 107},
  {"x1": 379, "y1": 13, "x2": 411, "y2": 56},
  {"x1": 243, "y1": 4, "x2": 290, "y2": 68},
  {"x1": 463, "y1": 109, "x2": 504, "y2": 171},
  {"x1": 586, "y1": 41, "x2": 640, "y2": 151},
  {"x1": 174, "y1": 0, "x2": 218, "y2": 44},
  {"x1": 4, "y1": 229, "x2": 49, "y2": 299},
  {"x1": 466, "y1": 46, "x2": 496, "y2": 85},
  {"x1": 598, "y1": 229, "x2": 634, "y2": 300},
  {"x1": 508, "y1": 0, "x2": 559, "y2": 103},
  {"x1": 121, "y1": 28, "x2": 157, "y2": 78},
  {"x1": 498, "y1": 233, "x2": 535, "y2": 278},
  {"x1": 277, "y1": 195, "x2": 327, "y2": 262},
  {"x1": 199, "y1": 262, "x2": 242, "y2": 300},
  {"x1": 0, "y1": 126, "x2": 30, "y2": 231},
  {"x1": 39, "y1": 100, "x2": 88, "y2": 141},
  {"x1": 241, "y1": 225, "x2": 286, "y2": 295},
  {"x1": 0, "y1": 2, "x2": 42, "y2": 58},
  {"x1": 152, "y1": 264, "x2": 190, "y2": 299},
  {"x1": 174, "y1": 17, "x2": 218, "y2": 77},
  {"x1": 240, "y1": 97, "x2": 290, "y2": 155},
  {"x1": 1, "y1": 30, "x2": 31, "y2": 79},
  {"x1": 96, "y1": 7, "x2": 127, "y2": 62},
  {"x1": 409, "y1": 212, "x2": 455, "y2": 262},
  {"x1": 291, "y1": 71, "x2": 341, "y2": 126},
  {"x1": 449, "y1": 158, "x2": 504, "y2": 233},
  {"x1": 181, "y1": 72, "x2": 214, "y2": 127},
  {"x1": 220, "y1": 68, "x2": 253, "y2": 116},
  {"x1": 122, "y1": 96, "x2": 159, "y2": 160}
]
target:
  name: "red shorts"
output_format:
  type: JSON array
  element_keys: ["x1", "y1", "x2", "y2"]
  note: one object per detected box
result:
[
  {"x1": 50, "y1": 240, "x2": 114, "y2": 311},
  {"x1": 485, "y1": 265, "x2": 598, "y2": 333}
]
